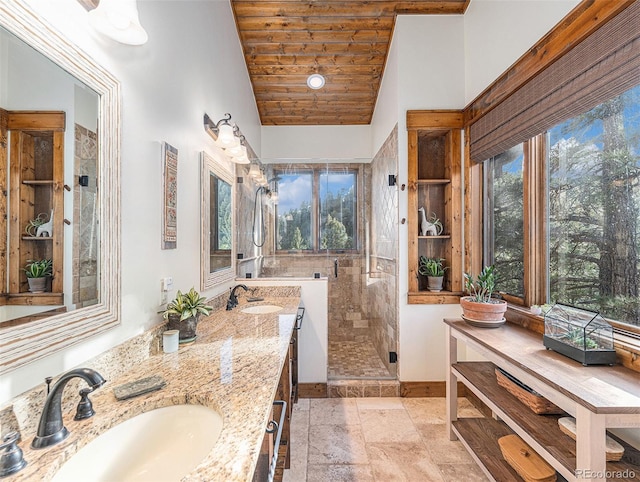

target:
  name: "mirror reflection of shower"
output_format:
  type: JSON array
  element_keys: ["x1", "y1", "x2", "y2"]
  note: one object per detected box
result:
[{"x1": 252, "y1": 174, "x2": 279, "y2": 248}]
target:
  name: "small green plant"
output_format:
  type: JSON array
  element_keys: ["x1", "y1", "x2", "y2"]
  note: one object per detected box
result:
[
  {"x1": 564, "y1": 328, "x2": 598, "y2": 350},
  {"x1": 418, "y1": 256, "x2": 447, "y2": 277},
  {"x1": 23, "y1": 259, "x2": 53, "y2": 278},
  {"x1": 24, "y1": 213, "x2": 48, "y2": 236},
  {"x1": 428, "y1": 213, "x2": 443, "y2": 235},
  {"x1": 464, "y1": 265, "x2": 496, "y2": 303},
  {"x1": 163, "y1": 287, "x2": 213, "y2": 321}
]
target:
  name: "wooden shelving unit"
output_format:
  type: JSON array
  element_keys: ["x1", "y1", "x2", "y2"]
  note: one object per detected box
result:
[
  {"x1": 4, "y1": 110, "x2": 65, "y2": 306},
  {"x1": 407, "y1": 110, "x2": 463, "y2": 304},
  {"x1": 446, "y1": 319, "x2": 640, "y2": 482}
]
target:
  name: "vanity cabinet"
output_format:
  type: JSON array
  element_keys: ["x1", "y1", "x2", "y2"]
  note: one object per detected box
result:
[
  {"x1": 445, "y1": 319, "x2": 640, "y2": 482},
  {"x1": 2, "y1": 110, "x2": 65, "y2": 305},
  {"x1": 407, "y1": 110, "x2": 463, "y2": 304},
  {"x1": 253, "y1": 310, "x2": 304, "y2": 482}
]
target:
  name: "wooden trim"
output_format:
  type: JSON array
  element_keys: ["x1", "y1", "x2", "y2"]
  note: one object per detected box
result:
[
  {"x1": 408, "y1": 292, "x2": 462, "y2": 304},
  {"x1": 407, "y1": 129, "x2": 419, "y2": 293},
  {"x1": 464, "y1": 0, "x2": 634, "y2": 127},
  {"x1": 6, "y1": 111, "x2": 65, "y2": 131},
  {"x1": 400, "y1": 381, "x2": 468, "y2": 397},
  {"x1": 523, "y1": 135, "x2": 548, "y2": 307},
  {"x1": 463, "y1": 127, "x2": 483, "y2": 278},
  {"x1": 449, "y1": 129, "x2": 462, "y2": 291},
  {"x1": 298, "y1": 383, "x2": 327, "y2": 398},
  {"x1": 0, "y1": 109, "x2": 6, "y2": 296},
  {"x1": 407, "y1": 110, "x2": 464, "y2": 130}
]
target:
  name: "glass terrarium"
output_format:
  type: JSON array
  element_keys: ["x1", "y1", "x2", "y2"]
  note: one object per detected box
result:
[{"x1": 543, "y1": 304, "x2": 616, "y2": 366}]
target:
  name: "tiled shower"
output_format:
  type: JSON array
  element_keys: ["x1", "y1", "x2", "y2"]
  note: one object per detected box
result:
[{"x1": 235, "y1": 126, "x2": 399, "y2": 381}]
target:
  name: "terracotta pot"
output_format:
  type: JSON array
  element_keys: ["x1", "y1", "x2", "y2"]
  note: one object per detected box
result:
[
  {"x1": 27, "y1": 276, "x2": 51, "y2": 293},
  {"x1": 460, "y1": 296, "x2": 507, "y2": 321},
  {"x1": 166, "y1": 314, "x2": 198, "y2": 343},
  {"x1": 427, "y1": 276, "x2": 444, "y2": 292}
]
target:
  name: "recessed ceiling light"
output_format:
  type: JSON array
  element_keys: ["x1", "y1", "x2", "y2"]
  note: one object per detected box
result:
[{"x1": 306, "y1": 74, "x2": 325, "y2": 89}]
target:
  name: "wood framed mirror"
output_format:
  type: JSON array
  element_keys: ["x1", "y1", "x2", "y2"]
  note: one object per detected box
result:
[{"x1": 0, "y1": 0, "x2": 121, "y2": 374}]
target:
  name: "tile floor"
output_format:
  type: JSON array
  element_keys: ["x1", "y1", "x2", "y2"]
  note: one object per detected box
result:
[
  {"x1": 328, "y1": 340, "x2": 392, "y2": 379},
  {"x1": 283, "y1": 397, "x2": 489, "y2": 481}
]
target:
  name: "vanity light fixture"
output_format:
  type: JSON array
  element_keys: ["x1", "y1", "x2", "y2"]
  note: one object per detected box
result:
[
  {"x1": 204, "y1": 113, "x2": 253, "y2": 163},
  {"x1": 88, "y1": 0, "x2": 148, "y2": 46},
  {"x1": 306, "y1": 73, "x2": 325, "y2": 89}
]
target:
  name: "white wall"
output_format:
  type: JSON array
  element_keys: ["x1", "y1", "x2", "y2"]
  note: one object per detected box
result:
[
  {"x1": 464, "y1": 0, "x2": 580, "y2": 104},
  {"x1": 1, "y1": 0, "x2": 260, "y2": 404},
  {"x1": 241, "y1": 278, "x2": 329, "y2": 383},
  {"x1": 371, "y1": 26, "x2": 399, "y2": 155},
  {"x1": 261, "y1": 125, "x2": 372, "y2": 161},
  {"x1": 393, "y1": 15, "x2": 467, "y2": 381}
]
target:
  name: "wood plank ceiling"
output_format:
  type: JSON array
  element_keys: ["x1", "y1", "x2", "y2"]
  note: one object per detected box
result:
[{"x1": 231, "y1": 1, "x2": 469, "y2": 126}]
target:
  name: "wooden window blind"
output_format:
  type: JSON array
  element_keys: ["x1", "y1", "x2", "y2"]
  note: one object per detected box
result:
[{"x1": 469, "y1": 1, "x2": 640, "y2": 163}]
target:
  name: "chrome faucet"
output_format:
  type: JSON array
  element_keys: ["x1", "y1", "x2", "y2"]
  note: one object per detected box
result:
[
  {"x1": 226, "y1": 284, "x2": 248, "y2": 310},
  {"x1": 31, "y1": 368, "x2": 106, "y2": 449}
]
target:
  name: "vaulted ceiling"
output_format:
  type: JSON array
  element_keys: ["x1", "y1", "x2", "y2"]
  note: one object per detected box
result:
[{"x1": 231, "y1": 1, "x2": 469, "y2": 126}]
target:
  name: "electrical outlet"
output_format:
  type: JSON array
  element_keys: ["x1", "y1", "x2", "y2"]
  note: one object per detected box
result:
[{"x1": 160, "y1": 276, "x2": 173, "y2": 305}]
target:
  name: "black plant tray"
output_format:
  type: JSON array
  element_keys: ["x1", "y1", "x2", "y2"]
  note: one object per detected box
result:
[{"x1": 543, "y1": 335, "x2": 617, "y2": 366}]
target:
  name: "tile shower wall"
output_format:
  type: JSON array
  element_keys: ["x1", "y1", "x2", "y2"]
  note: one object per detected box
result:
[
  {"x1": 73, "y1": 124, "x2": 98, "y2": 307},
  {"x1": 364, "y1": 125, "x2": 398, "y2": 377}
]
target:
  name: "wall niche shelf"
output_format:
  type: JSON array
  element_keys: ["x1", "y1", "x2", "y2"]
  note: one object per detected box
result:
[
  {"x1": 407, "y1": 110, "x2": 463, "y2": 304},
  {"x1": 3, "y1": 110, "x2": 65, "y2": 306}
]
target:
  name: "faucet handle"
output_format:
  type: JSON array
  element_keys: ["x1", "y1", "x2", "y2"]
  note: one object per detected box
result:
[
  {"x1": 0, "y1": 432, "x2": 27, "y2": 477},
  {"x1": 74, "y1": 387, "x2": 96, "y2": 421}
]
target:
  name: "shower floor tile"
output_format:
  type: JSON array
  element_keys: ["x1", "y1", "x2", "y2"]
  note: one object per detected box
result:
[{"x1": 328, "y1": 339, "x2": 391, "y2": 379}]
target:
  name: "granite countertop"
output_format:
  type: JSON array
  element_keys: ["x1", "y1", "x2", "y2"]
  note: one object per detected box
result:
[{"x1": 9, "y1": 290, "x2": 301, "y2": 481}]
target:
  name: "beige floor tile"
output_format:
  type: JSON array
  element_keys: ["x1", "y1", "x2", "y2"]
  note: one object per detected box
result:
[
  {"x1": 295, "y1": 398, "x2": 310, "y2": 411},
  {"x1": 309, "y1": 398, "x2": 360, "y2": 426},
  {"x1": 308, "y1": 424, "x2": 369, "y2": 465},
  {"x1": 367, "y1": 442, "x2": 444, "y2": 481},
  {"x1": 355, "y1": 397, "x2": 405, "y2": 411},
  {"x1": 458, "y1": 397, "x2": 483, "y2": 417},
  {"x1": 401, "y1": 397, "x2": 448, "y2": 424},
  {"x1": 438, "y1": 463, "x2": 489, "y2": 481},
  {"x1": 415, "y1": 423, "x2": 475, "y2": 464},
  {"x1": 358, "y1": 409, "x2": 421, "y2": 443},
  {"x1": 306, "y1": 464, "x2": 374, "y2": 482}
]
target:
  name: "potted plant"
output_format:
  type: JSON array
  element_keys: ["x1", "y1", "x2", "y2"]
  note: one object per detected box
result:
[
  {"x1": 460, "y1": 265, "x2": 507, "y2": 326},
  {"x1": 23, "y1": 259, "x2": 53, "y2": 293},
  {"x1": 163, "y1": 287, "x2": 213, "y2": 343},
  {"x1": 418, "y1": 256, "x2": 447, "y2": 292}
]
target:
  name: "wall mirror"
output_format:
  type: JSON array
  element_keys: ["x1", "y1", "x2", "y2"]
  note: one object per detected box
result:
[
  {"x1": 201, "y1": 151, "x2": 235, "y2": 290},
  {"x1": 0, "y1": 1, "x2": 121, "y2": 374}
]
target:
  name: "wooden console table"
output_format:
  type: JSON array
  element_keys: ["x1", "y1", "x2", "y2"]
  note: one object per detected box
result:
[{"x1": 445, "y1": 318, "x2": 640, "y2": 482}]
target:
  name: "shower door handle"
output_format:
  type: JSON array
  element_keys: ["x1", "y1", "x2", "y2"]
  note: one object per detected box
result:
[{"x1": 334, "y1": 259, "x2": 338, "y2": 278}]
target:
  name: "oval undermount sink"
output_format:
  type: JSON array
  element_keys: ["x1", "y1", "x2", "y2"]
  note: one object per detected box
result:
[
  {"x1": 240, "y1": 304, "x2": 283, "y2": 314},
  {"x1": 53, "y1": 404, "x2": 223, "y2": 482}
]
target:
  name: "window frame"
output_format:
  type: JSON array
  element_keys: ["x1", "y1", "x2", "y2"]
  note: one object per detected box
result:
[
  {"x1": 476, "y1": 129, "x2": 639, "y2": 335},
  {"x1": 273, "y1": 163, "x2": 361, "y2": 254}
]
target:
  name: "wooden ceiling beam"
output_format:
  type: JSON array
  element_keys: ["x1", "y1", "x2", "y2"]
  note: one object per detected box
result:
[
  {"x1": 248, "y1": 64, "x2": 384, "y2": 76},
  {"x1": 233, "y1": 1, "x2": 400, "y2": 17},
  {"x1": 254, "y1": 92, "x2": 377, "y2": 101},
  {"x1": 245, "y1": 54, "x2": 386, "y2": 66},
  {"x1": 261, "y1": 116, "x2": 372, "y2": 126},
  {"x1": 236, "y1": 16, "x2": 394, "y2": 31},
  {"x1": 243, "y1": 43, "x2": 389, "y2": 56},
  {"x1": 239, "y1": 30, "x2": 391, "y2": 43}
]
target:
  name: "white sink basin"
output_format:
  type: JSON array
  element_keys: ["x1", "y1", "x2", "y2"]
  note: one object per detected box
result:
[
  {"x1": 53, "y1": 404, "x2": 223, "y2": 482},
  {"x1": 240, "y1": 304, "x2": 283, "y2": 314}
]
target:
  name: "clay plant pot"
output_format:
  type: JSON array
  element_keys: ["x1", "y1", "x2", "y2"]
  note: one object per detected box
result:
[
  {"x1": 27, "y1": 276, "x2": 51, "y2": 293},
  {"x1": 460, "y1": 296, "x2": 508, "y2": 322},
  {"x1": 166, "y1": 314, "x2": 198, "y2": 344},
  {"x1": 427, "y1": 276, "x2": 444, "y2": 292}
]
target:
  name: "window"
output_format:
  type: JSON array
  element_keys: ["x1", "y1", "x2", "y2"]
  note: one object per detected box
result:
[
  {"x1": 319, "y1": 172, "x2": 356, "y2": 249},
  {"x1": 485, "y1": 144, "x2": 525, "y2": 298},
  {"x1": 548, "y1": 86, "x2": 639, "y2": 326},
  {"x1": 483, "y1": 84, "x2": 640, "y2": 328},
  {"x1": 275, "y1": 166, "x2": 358, "y2": 252}
]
